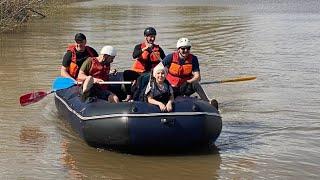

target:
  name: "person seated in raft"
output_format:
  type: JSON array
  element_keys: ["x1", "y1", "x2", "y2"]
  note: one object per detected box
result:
[
  {"x1": 123, "y1": 27, "x2": 166, "y2": 102},
  {"x1": 144, "y1": 62, "x2": 174, "y2": 112},
  {"x1": 77, "y1": 45, "x2": 119, "y2": 103},
  {"x1": 162, "y1": 37, "x2": 218, "y2": 110},
  {"x1": 60, "y1": 33, "x2": 98, "y2": 80}
]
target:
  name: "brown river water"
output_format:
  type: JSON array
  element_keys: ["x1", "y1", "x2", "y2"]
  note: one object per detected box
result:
[{"x1": 0, "y1": 0, "x2": 319, "y2": 179}]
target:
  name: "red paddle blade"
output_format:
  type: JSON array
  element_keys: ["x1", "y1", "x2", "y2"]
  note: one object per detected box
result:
[{"x1": 19, "y1": 91, "x2": 49, "y2": 106}]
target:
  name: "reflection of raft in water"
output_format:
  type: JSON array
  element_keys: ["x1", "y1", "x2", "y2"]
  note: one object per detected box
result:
[{"x1": 54, "y1": 81, "x2": 222, "y2": 150}]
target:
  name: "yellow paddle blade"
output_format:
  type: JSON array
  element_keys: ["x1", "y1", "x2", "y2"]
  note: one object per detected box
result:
[{"x1": 219, "y1": 76, "x2": 257, "y2": 83}]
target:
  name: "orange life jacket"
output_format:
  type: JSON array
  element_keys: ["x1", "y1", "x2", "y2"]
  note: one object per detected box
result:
[
  {"x1": 89, "y1": 57, "x2": 110, "y2": 90},
  {"x1": 131, "y1": 43, "x2": 161, "y2": 73},
  {"x1": 166, "y1": 51, "x2": 193, "y2": 87},
  {"x1": 66, "y1": 44, "x2": 95, "y2": 79}
]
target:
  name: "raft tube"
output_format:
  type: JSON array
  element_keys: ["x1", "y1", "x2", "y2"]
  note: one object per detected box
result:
[{"x1": 54, "y1": 85, "x2": 222, "y2": 150}]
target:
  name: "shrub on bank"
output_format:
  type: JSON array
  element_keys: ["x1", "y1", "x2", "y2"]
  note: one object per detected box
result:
[{"x1": 0, "y1": 0, "x2": 77, "y2": 33}]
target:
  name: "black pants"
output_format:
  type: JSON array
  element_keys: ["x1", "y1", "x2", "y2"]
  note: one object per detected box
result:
[
  {"x1": 132, "y1": 72, "x2": 151, "y2": 101},
  {"x1": 123, "y1": 70, "x2": 141, "y2": 96},
  {"x1": 173, "y1": 81, "x2": 209, "y2": 101}
]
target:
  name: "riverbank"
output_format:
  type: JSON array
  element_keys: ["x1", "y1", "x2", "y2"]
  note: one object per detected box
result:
[{"x1": 0, "y1": 0, "x2": 86, "y2": 33}]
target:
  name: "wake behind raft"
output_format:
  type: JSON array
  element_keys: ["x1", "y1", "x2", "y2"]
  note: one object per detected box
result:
[{"x1": 54, "y1": 73, "x2": 222, "y2": 151}]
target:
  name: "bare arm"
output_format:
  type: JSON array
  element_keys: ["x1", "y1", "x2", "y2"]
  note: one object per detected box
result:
[
  {"x1": 60, "y1": 66, "x2": 74, "y2": 79},
  {"x1": 77, "y1": 70, "x2": 87, "y2": 82},
  {"x1": 147, "y1": 95, "x2": 166, "y2": 112},
  {"x1": 77, "y1": 59, "x2": 90, "y2": 82},
  {"x1": 165, "y1": 94, "x2": 174, "y2": 112},
  {"x1": 78, "y1": 70, "x2": 103, "y2": 84},
  {"x1": 187, "y1": 71, "x2": 201, "y2": 83}
]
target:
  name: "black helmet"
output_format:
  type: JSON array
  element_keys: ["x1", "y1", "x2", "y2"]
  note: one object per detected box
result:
[
  {"x1": 74, "y1": 33, "x2": 86, "y2": 42},
  {"x1": 144, "y1": 27, "x2": 157, "y2": 36}
]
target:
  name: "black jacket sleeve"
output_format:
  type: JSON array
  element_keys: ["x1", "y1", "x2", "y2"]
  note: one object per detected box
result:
[
  {"x1": 62, "y1": 51, "x2": 72, "y2": 67},
  {"x1": 132, "y1": 44, "x2": 143, "y2": 59},
  {"x1": 88, "y1": 46, "x2": 98, "y2": 57},
  {"x1": 159, "y1": 47, "x2": 166, "y2": 59}
]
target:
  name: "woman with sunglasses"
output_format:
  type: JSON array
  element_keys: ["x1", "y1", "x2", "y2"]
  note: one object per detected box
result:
[{"x1": 162, "y1": 38, "x2": 218, "y2": 109}]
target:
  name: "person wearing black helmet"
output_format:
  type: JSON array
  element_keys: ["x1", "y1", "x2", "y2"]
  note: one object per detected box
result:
[
  {"x1": 131, "y1": 27, "x2": 166, "y2": 74},
  {"x1": 122, "y1": 27, "x2": 166, "y2": 101}
]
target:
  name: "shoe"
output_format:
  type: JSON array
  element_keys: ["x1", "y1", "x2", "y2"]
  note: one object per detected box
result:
[
  {"x1": 82, "y1": 76, "x2": 94, "y2": 93},
  {"x1": 110, "y1": 69, "x2": 117, "y2": 75},
  {"x1": 123, "y1": 95, "x2": 132, "y2": 102},
  {"x1": 210, "y1": 99, "x2": 219, "y2": 110}
]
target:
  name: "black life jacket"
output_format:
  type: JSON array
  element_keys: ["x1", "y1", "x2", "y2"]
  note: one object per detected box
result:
[{"x1": 146, "y1": 79, "x2": 172, "y2": 104}]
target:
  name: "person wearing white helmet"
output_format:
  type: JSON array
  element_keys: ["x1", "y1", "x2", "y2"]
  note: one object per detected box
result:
[
  {"x1": 77, "y1": 45, "x2": 119, "y2": 103},
  {"x1": 162, "y1": 38, "x2": 218, "y2": 109}
]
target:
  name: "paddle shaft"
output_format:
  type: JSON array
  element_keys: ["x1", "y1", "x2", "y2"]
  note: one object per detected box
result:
[
  {"x1": 20, "y1": 78, "x2": 131, "y2": 106},
  {"x1": 20, "y1": 76, "x2": 255, "y2": 106},
  {"x1": 77, "y1": 81, "x2": 132, "y2": 85},
  {"x1": 201, "y1": 76, "x2": 256, "y2": 85}
]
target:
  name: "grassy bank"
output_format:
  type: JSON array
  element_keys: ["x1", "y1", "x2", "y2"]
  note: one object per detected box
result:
[{"x1": 0, "y1": 0, "x2": 84, "y2": 33}]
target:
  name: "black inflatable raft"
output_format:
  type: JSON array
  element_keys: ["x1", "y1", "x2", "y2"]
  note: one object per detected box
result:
[{"x1": 54, "y1": 84, "x2": 222, "y2": 151}]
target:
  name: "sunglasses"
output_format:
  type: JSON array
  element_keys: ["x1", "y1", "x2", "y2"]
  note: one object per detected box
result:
[{"x1": 180, "y1": 46, "x2": 191, "y2": 51}]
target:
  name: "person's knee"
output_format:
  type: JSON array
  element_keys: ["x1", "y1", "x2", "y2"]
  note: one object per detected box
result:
[
  {"x1": 108, "y1": 94, "x2": 119, "y2": 103},
  {"x1": 191, "y1": 81, "x2": 201, "y2": 89},
  {"x1": 180, "y1": 82, "x2": 196, "y2": 96},
  {"x1": 124, "y1": 70, "x2": 140, "y2": 81}
]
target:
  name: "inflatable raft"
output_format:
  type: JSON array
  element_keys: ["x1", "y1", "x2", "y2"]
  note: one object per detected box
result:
[{"x1": 54, "y1": 74, "x2": 222, "y2": 151}]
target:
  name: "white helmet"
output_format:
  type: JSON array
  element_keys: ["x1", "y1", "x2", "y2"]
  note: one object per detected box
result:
[
  {"x1": 176, "y1": 38, "x2": 191, "y2": 48},
  {"x1": 152, "y1": 62, "x2": 168, "y2": 77},
  {"x1": 100, "y1": 45, "x2": 117, "y2": 56}
]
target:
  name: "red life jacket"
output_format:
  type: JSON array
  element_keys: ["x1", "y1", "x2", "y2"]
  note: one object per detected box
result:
[
  {"x1": 66, "y1": 44, "x2": 95, "y2": 79},
  {"x1": 166, "y1": 51, "x2": 193, "y2": 87},
  {"x1": 131, "y1": 43, "x2": 161, "y2": 73},
  {"x1": 89, "y1": 57, "x2": 110, "y2": 90}
]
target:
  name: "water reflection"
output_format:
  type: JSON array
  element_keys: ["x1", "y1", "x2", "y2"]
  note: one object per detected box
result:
[
  {"x1": 60, "y1": 140, "x2": 86, "y2": 179},
  {"x1": 19, "y1": 126, "x2": 48, "y2": 153},
  {"x1": 59, "y1": 137, "x2": 222, "y2": 179}
]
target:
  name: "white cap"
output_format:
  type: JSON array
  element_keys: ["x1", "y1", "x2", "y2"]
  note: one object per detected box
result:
[
  {"x1": 100, "y1": 45, "x2": 117, "y2": 56},
  {"x1": 176, "y1": 38, "x2": 191, "y2": 48},
  {"x1": 152, "y1": 62, "x2": 167, "y2": 77}
]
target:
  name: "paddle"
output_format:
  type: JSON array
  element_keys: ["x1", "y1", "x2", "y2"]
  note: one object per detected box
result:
[
  {"x1": 19, "y1": 77, "x2": 132, "y2": 106},
  {"x1": 201, "y1": 76, "x2": 256, "y2": 85},
  {"x1": 20, "y1": 76, "x2": 255, "y2": 106},
  {"x1": 20, "y1": 91, "x2": 52, "y2": 106},
  {"x1": 51, "y1": 77, "x2": 131, "y2": 91}
]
